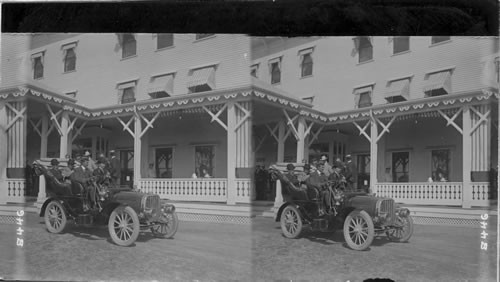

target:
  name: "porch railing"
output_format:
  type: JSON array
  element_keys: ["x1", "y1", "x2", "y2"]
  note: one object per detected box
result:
[
  {"x1": 139, "y1": 178, "x2": 228, "y2": 202},
  {"x1": 376, "y1": 182, "x2": 492, "y2": 207},
  {"x1": 4, "y1": 178, "x2": 27, "y2": 203},
  {"x1": 235, "y1": 178, "x2": 253, "y2": 203},
  {"x1": 376, "y1": 182, "x2": 463, "y2": 205}
]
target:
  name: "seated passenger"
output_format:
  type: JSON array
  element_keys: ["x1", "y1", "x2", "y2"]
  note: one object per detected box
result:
[
  {"x1": 284, "y1": 163, "x2": 300, "y2": 187},
  {"x1": 61, "y1": 159, "x2": 75, "y2": 183},
  {"x1": 70, "y1": 157, "x2": 96, "y2": 208},
  {"x1": 305, "y1": 163, "x2": 329, "y2": 215},
  {"x1": 93, "y1": 159, "x2": 110, "y2": 186},
  {"x1": 49, "y1": 159, "x2": 64, "y2": 183}
]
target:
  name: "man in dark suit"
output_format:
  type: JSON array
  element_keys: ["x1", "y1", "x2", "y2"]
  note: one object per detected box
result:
[
  {"x1": 343, "y1": 155, "x2": 358, "y2": 191},
  {"x1": 49, "y1": 159, "x2": 64, "y2": 182},
  {"x1": 93, "y1": 158, "x2": 110, "y2": 186},
  {"x1": 109, "y1": 150, "x2": 121, "y2": 187},
  {"x1": 70, "y1": 157, "x2": 95, "y2": 209}
]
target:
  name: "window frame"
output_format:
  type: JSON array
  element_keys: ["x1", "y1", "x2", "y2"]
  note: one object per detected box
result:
[
  {"x1": 431, "y1": 36, "x2": 451, "y2": 45},
  {"x1": 353, "y1": 84, "x2": 374, "y2": 109},
  {"x1": 121, "y1": 33, "x2": 137, "y2": 59},
  {"x1": 269, "y1": 57, "x2": 282, "y2": 85},
  {"x1": 300, "y1": 52, "x2": 313, "y2": 78},
  {"x1": 65, "y1": 91, "x2": 77, "y2": 99},
  {"x1": 156, "y1": 33, "x2": 174, "y2": 50},
  {"x1": 117, "y1": 80, "x2": 138, "y2": 104},
  {"x1": 63, "y1": 47, "x2": 76, "y2": 73},
  {"x1": 33, "y1": 56, "x2": 44, "y2": 79},
  {"x1": 392, "y1": 36, "x2": 410, "y2": 55},
  {"x1": 358, "y1": 37, "x2": 373, "y2": 63},
  {"x1": 430, "y1": 148, "x2": 452, "y2": 182},
  {"x1": 154, "y1": 146, "x2": 175, "y2": 179},
  {"x1": 250, "y1": 64, "x2": 259, "y2": 78},
  {"x1": 391, "y1": 151, "x2": 410, "y2": 183},
  {"x1": 195, "y1": 34, "x2": 216, "y2": 41},
  {"x1": 194, "y1": 144, "x2": 216, "y2": 177}
]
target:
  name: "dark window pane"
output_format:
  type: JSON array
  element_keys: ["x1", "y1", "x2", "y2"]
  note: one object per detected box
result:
[
  {"x1": 392, "y1": 152, "x2": 409, "y2": 182},
  {"x1": 155, "y1": 148, "x2": 173, "y2": 178},
  {"x1": 358, "y1": 37, "x2": 372, "y2": 63},
  {"x1": 431, "y1": 149, "x2": 450, "y2": 181},
  {"x1": 122, "y1": 34, "x2": 136, "y2": 58},
  {"x1": 393, "y1": 36, "x2": 410, "y2": 54},
  {"x1": 271, "y1": 62, "x2": 281, "y2": 84},
  {"x1": 431, "y1": 36, "x2": 450, "y2": 44},
  {"x1": 301, "y1": 53, "x2": 313, "y2": 77},
  {"x1": 195, "y1": 145, "x2": 215, "y2": 177},
  {"x1": 358, "y1": 92, "x2": 372, "y2": 108},
  {"x1": 251, "y1": 68, "x2": 257, "y2": 78},
  {"x1": 157, "y1": 33, "x2": 173, "y2": 49},
  {"x1": 34, "y1": 57, "x2": 43, "y2": 79},
  {"x1": 64, "y1": 48, "x2": 76, "y2": 72},
  {"x1": 121, "y1": 87, "x2": 135, "y2": 104}
]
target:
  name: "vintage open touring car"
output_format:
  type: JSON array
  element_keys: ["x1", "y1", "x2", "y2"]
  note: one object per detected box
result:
[
  {"x1": 270, "y1": 163, "x2": 414, "y2": 251},
  {"x1": 34, "y1": 159, "x2": 178, "y2": 247}
]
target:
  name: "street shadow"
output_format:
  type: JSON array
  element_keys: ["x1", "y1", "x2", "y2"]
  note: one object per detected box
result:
[{"x1": 302, "y1": 230, "x2": 344, "y2": 246}]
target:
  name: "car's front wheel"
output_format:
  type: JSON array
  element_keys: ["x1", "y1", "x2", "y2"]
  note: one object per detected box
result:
[
  {"x1": 44, "y1": 200, "x2": 68, "y2": 233},
  {"x1": 108, "y1": 205, "x2": 140, "y2": 247},
  {"x1": 280, "y1": 205, "x2": 303, "y2": 239},
  {"x1": 151, "y1": 211, "x2": 179, "y2": 239},
  {"x1": 386, "y1": 215, "x2": 414, "y2": 242},
  {"x1": 343, "y1": 210, "x2": 374, "y2": 251}
]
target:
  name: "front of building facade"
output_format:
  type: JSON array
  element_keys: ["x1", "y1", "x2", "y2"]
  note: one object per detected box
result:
[{"x1": 0, "y1": 34, "x2": 498, "y2": 209}]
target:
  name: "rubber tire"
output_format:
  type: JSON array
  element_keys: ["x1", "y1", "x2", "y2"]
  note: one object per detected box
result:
[
  {"x1": 108, "y1": 205, "x2": 140, "y2": 247},
  {"x1": 280, "y1": 205, "x2": 303, "y2": 239},
  {"x1": 343, "y1": 210, "x2": 375, "y2": 251},
  {"x1": 386, "y1": 215, "x2": 414, "y2": 242},
  {"x1": 44, "y1": 200, "x2": 68, "y2": 234},
  {"x1": 151, "y1": 211, "x2": 179, "y2": 239}
]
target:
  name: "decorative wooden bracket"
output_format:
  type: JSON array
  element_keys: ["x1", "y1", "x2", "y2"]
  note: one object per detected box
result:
[
  {"x1": 437, "y1": 108, "x2": 463, "y2": 134},
  {"x1": 265, "y1": 122, "x2": 280, "y2": 142},
  {"x1": 282, "y1": 109, "x2": 299, "y2": 140},
  {"x1": 6, "y1": 102, "x2": 27, "y2": 131},
  {"x1": 139, "y1": 111, "x2": 161, "y2": 138},
  {"x1": 116, "y1": 116, "x2": 135, "y2": 138},
  {"x1": 234, "y1": 102, "x2": 251, "y2": 132},
  {"x1": 46, "y1": 104, "x2": 63, "y2": 136},
  {"x1": 375, "y1": 116, "x2": 397, "y2": 142},
  {"x1": 469, "y1": 105, "x2": 490, "y2": 135},
  {"x1": 307, "y1": 125, "x2": 324, "y2": 147},
  {"x1": 254, "y1": 132, "x2": 268, "y2": 153},
  {"x1": 28, "y1": 118, "x2": 42, "y2": 137},
  {"x1": 202, "y1": 104, "x2": 228, "y2": 131},
  {"x1": 71, "y1": 121, "x2": 88, "y2": 142},
  {"x1": 353, "y1": 120, "x2": 372, "y2": 142}
]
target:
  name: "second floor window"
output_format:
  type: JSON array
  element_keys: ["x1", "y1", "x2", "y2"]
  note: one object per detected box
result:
[
  {"x1": 271, "y1": 62, "x2": 281, "y2": 84},
  {"x1": 33, "y1": 55, "x2": 44, "y2": 79},
  {"x1": 195, "y1": 34, "x2": 215, "y2": 40},
  {"x1": 122, "y1": 34, "x2": 136, "y2": 58},
  {"x1": 65, "y1": 91, "x2": 77, "y2": 99},
  {"x1": 431, "y1": 36, "x2": 450, "y2": 45},
  {"x1": 393, "y1": 36, "x2": 410, "y2": 54},
  {"x1": 354, "y1": 85, "x2": 373, "y2": 108},
  {"x1": 358, "y1": 37, "x2": 373, "y2": 63},
  {"x1": 121, "y1": 87, "x2": 135, "y2": 104},
  {"x1": 64, "y1": 48, "x2": 76, "y2": 72},
  {"x1": 301, "y1": 53, "x2": 313, "y2": 77},
  {"x1": 251, "y1": 64, "x2": 259, "y2": 78},
  {"x1": 157, "y1": 33, "x2": 173, "y2": 49}
]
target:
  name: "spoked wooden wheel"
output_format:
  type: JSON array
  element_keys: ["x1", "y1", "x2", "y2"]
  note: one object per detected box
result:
[
  {"x1": 108, "y1": 206, "x2": 140, "y2": 246},
  {"x1": 280, "y1": 205, "x2": 303, "y2": 239},
  {"x1": 343, "y1": 210, "x2": 374, "y2": 251},
  {"x1": 151, "y1": 211, "x2": 179, "y2": 239},
  {"x1": 44, "y1": 201, "x2": 68, "y2": 233},
  {"x1": 386, "y1": 215, "x2": 414, "y2": 242}
]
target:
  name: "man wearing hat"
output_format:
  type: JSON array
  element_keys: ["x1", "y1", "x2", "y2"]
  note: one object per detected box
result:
[
  {"x1": 343, "y1": 154, "x2": 358, "y2": 191},
  {"x1": 284, "y1": 163, "x2": 300, "y2": 187},
  {"x1": 71, "y1": 157, "x2": 96, "y2": 207},
  {"x1": 320, "y1": 155, "x2": 334, "y2": 177},
  {"x1": 85, "y1": 151, "x2": 98, "y2": 172},
  {"x1": 93, "y1": 158, "x2": 110, "y2": 186},
  {"x1": 49, "y1": 159, "x2": 64, "y2": 182},
  {"x1": 109, "y1": 150, "x2": 121, "y2": 187}
]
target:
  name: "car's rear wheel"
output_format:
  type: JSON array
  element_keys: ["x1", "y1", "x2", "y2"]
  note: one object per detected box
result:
[
  {"x1": 44, "y1": 200, "x2": 68, "y2": 233},
  {"x1": 280, "y1": 205, "x2": 303, "y2": 239},
  {"x1": 343, "y1": 210, "x2": 374, "y2": 251},
  {"x1": 151, "y1": 211, "x2": 179, "y2": 239},
  {"x1": 386, "y1": 215, "x2": 414, "y2": 242},
  {"x1": 108, "y1": 205, "x2": 140, "y2": 247}
]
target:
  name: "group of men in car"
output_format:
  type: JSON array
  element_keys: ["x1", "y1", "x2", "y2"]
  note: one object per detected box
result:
[
  {"x1": 47, "y1": 150, "x2": 121, "y2": 209},
  {"x1": 282, "y1": 154, "x2": 358, "y2": 215}
]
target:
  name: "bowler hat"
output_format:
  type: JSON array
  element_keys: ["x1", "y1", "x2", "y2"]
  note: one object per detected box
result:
[
  {"x1": 50, "y1": 159, "x2": 59, "y2": 166},
  {"x1": 303, "y1": 163, "x2": 311, "y2": 170},
  {"x1": 320, "y1": 155, "x2": 328, "y2": 161},
  {"x1": 286, "y1": 163, "x2": 295, "y2": 171}
]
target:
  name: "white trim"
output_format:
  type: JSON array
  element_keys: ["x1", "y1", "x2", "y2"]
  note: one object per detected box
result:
[
  {"x1": 151, "y1": 70, "x2": 177, "y2": 78},
  {"x1": 425, "y1": 65, "x2": 456, "y2": 75},
  {"x1": 297, "y1": 46, "x2": 315, "y2": 56},
  {"x1": 61, "y1": 41, "x2": 78, "y2": 50},
  {"x1": 352, "y1": 82, "x2": 376, "y2": 90},
  {"x1": 387, "y1": 74, "x2": 414, "y2": 83},
  {"x1": 31, "y1": 51, "x2": 45, "y2": 59},
  {"x1": 268, "y1": 56, "x2": 282, "y2": 65},
  {"x1": 116, "y1": 78, "x2": 139, "y2": 88},
  {"x1": 189, "y1": 62, "x2": 220, "y2": 72}
]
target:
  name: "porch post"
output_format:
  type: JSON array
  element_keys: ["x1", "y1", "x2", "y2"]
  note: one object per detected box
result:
[
  {"x1": 370, "y1": 113, "x2": 378, "y2": 194},
  {"x1": 133, "y1": 112, "x2": 142, "y2": 188},
  {"x1": 277, "y1": 120, "x2": 285, "y2": 162},
  {"x1": 227, "y1": 101, "x2": 237, "y2": 205},
  {"x1": 0, "y1": 102, "x2": 7, "y2": 204},
  {"x1": 40, "y1": 114, "x2": 48, "y2": 158},
  {"x1": 462, "y1": 105, "x2": 472, "y2": 208},
  {"x1": 59, "y1": 111, "x2": 69, "y2": 158},
  {"x1": 296, "y1": 116, "x2": 306, "y2": 163}
]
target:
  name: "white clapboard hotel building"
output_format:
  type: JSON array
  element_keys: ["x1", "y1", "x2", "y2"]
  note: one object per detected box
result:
[{"x1": 0, "y1": 35, "x2": 498, "y2": 219}]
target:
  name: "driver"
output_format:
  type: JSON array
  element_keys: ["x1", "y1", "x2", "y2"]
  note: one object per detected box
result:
[
  {"x1": 48, "y1": 159, "x2": 64, "y2": 183},
  {"x1": 305, "y1": 162, "x2": 329, "y2": 216},
  {"x1": 70, "y1": 157, "x2": 97, "y2": 208}
]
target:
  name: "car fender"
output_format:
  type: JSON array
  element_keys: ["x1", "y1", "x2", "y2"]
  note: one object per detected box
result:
[
  {"x1": 39, "y1": 198, "x2": 69, "y2": 217},
  {"x1": 275, "y1": 202, "x2": 310, "y2": 222}
]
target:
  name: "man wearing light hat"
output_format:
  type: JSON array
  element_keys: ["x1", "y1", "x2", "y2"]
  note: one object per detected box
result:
[
  {"x1": 109, "y1": 150, "x2": 121, "y2": 187},
  {"x1": 344, "y1": 154, "x2": 358, "y2": 191},
  {"x1": 320, "y1": 154, "x2": 334, "y2": 177},
  {"x1": 84, "y1": 151, "x2": 97, "y2": 172},
  {"x1": 49, "y1": 159, "x2": 64, "y2": 182}
]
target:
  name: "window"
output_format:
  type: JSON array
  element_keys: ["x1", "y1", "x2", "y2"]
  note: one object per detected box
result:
[
  {"x1": 250, "y1": 64, "x2": 259, "y2": 78},
  {"x1": 148, "y1": 73, "x2": 174, "y2": 98},
  {"x1": 358, "y1": 37, "x2": 373, "y2": 63},
  {"x1": 271, "y1": 62, "x2": 281, "y2": 84},
  {"x1": 194, "y1": 145, "x2": 215, "y2": 177},
  {"x1": 157, "y1": 33, "x2": 173, "y2": 49},
  {"x1": 393, "y1": 36, "x2": 410, "y2": 54},
  {"x1": 117, "y1": 81, "x2": 137, "y2": 104},
  {"x1": 392, "y1": 152, "x2": 409, "y2": 182},
  {"x1": 187, "y1": 66, "x2": 216, "y2": 93},
  {"x1": 357, "y1": 154, "x2": 370, "y2": 188},
  {"x1": 63, "y1": 48, "x2": 76, "y2": 72},
  {"x1": 32, "y1": 54, "x2": 44, "y2": 79},
  {"x1": 423, "y1": 70, "x2": 452, "y2": 97},
  {"x1": 195, "y1": 34, "x2": 215, "y2": 40},
  {"x1": 121, "y1": 34, "x2": 136, "y2": 58},
  {"x1": 431, "y1": 149, "x2": 450, "y2": 181},
  {"x1": 301, "y1": 53, "x2": 313, "y2": 77},
  {"x1": 155, "y1": 147, "x2": 173, "y2": 178},
  {"x1": 431, "y1": 36, "x2": 450, "y2": 44},
  {"x1": 65, "y1": 91, "x2": 77, "y2": 99},
  {"x1": 385, "y1": 78, "x2": 410, "y2": 103},
  {"x1": 358, "y1": 92, "x2": 372, "y2": 108},
  {"x1": 302, "y1": 96, "x2": 314, "y2": 104}
]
